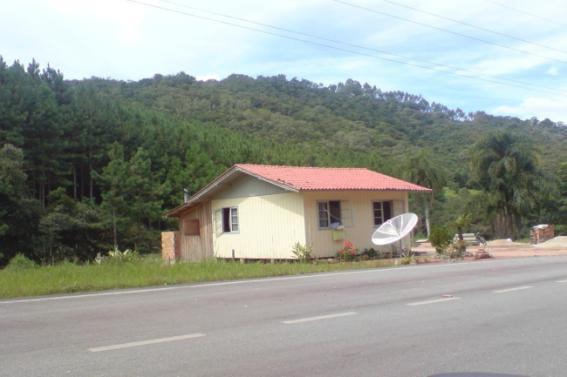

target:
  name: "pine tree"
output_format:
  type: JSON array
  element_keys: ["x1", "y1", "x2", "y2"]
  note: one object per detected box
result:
[
  {"x1": 558, "y1": 163, "x2": 567, "y2": 226},
  {"x1": 0, "y1": 144, "x2": 40, "y2": 264},
  {"x1": 99, "y1": 144, "x2": 162, "y2": 252}
]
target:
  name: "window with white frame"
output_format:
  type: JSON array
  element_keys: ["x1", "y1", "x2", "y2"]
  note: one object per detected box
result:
[
  {"x1": 219, "y1": 207, "x2": 239, "y2": 233},
  {"x1": 318, "y1": 200, "x2": 341, "y2": 228},
  {"x1": 373, "y1": 201, "x2": 392, "y2": 226}
]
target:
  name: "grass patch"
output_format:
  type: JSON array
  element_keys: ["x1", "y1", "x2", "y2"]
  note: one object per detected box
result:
[{"x1": 0, "y1": 256, "x2": 421, "y2": 299}]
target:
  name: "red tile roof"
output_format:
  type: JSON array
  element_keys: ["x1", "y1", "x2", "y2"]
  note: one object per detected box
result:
[{"x1": 235, "y1": 164, "x2": 432, "y2": 192}]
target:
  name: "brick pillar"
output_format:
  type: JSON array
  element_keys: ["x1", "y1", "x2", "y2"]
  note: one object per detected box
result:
[{"x1": 161, "y1": 231, "x2": 180, "y2": 264}]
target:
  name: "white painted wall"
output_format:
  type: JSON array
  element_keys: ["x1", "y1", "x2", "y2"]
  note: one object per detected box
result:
[
  {"x1": 211, "y1": 192, "x2": 306, "y2": 259},
  {"x1": 303, "y1": 191, "x2": 410, "y2": 258}
]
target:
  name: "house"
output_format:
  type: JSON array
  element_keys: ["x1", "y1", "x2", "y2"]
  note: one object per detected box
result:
[{"x1": 164, "y1": 164, "x2": 431, "y2": 261}]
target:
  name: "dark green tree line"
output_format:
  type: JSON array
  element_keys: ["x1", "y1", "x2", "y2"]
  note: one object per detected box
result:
[{"x1": 1, "y1": 56, "x2": 566, "y2": 265}]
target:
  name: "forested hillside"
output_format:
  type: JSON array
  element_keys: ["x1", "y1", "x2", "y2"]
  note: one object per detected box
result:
[{"x1": 1, "y1": 57, "x2": 566, "y2": 265}]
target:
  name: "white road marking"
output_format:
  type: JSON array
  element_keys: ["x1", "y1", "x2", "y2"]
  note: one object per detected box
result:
[
  {"x1": 407, "y1": 296, "x2": 461, "y2": 306},
  {"x1": 88, "y1": 333, "x2": 206, "y2": 352},
  {"x1": 282, "y1": 311, "x2": 357, "y2": 324},
  {"x1": 0, "y1": 287, "x2": 179, "y2": 305},
  {"x1": 0, "y1": 258, "x2": 545, "y2": 305},
  {"x1": 493, "y1": 285, "x2": 533, "y2": 294},
  {"x1": 556, "y1": 280, "x2": 567, "y2": 283}
]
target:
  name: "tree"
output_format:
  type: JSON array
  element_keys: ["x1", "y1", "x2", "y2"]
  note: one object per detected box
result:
[
  {"x1": 454, "y1": 213, "x2": 471, "y2": 242},
  {"x1": 65, "y1": 84, "x2": 120, "y2": 200},
  {"x1": 1, "y1": 56, "x2": 566, "y2": 261},
  {"x1": 453, "y1": 212, "x2": 471, "y2": 254},
  {"x1": 470, "y1": 132, "x2": 540, "y2": 239},
  {"x1": 0, "y1": 61, "x2": 64, "y2": 207},
  {"x1": 558, "y1": 163, "x2": 567, "y2": 227},
  {"x1": 0, "y1": 144, "x2": 40, "y2": 264},
  {"x1": 98, "y1": 144, "x2": 162, "y2": 251},
  {"x1": 98, "y1": 144, "x2": 129, "y2": 251},
  {"x1": 0, "y1": 144, "x2": 27, "y2": 239},
  {"x1": 39, "y1": 188, "x2": 105, "y2": 263},
  {"x1": 403, "y1": 150, "x2": 447, "y2": 238}
]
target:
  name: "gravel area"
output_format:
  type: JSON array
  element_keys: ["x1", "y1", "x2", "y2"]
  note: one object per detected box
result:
[
  {"x1": 413, "y1": 237, "x2": 567, "y2": 259},
  {"x1": 534, "y1": 236, "x2": 567, "y2": 249}
]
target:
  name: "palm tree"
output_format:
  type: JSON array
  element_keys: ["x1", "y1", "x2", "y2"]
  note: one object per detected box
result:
[
  {"x1": 558, "y1": 163, "x2": 567, "y2": 225},
  {"x1": 470, "y1": 132, "x2": 540, "y2": 239},
  {"x1": 404, "y1": 150, "x2": 446, "y2": 238}
]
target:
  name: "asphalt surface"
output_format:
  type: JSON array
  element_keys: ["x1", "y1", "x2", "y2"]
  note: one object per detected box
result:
[{"x1": 2, "y1": 257, "x2": 567, "y2": 377}]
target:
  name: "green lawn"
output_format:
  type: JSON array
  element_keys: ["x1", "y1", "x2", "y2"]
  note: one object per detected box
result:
[{"x1": 0, "y1": 256, "x2": 434, "y2": 299}]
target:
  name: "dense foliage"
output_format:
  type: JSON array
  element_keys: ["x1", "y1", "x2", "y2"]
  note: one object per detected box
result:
[
  {"x1": 1, "y1": 57, "x2": 566, "y2": 265},
  {"x1": 471, "y1": 132, "x2": 541, "y2": 239}
]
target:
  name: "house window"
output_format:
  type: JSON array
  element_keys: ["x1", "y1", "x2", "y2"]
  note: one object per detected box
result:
[
  {"x1": 221, "y1": 207, "x2": 239, "y2": 233},
  {"x1": 373, "y1": 201, "x2": 392, "y2": 226},
  {"x1": 318, "y1": 200, "x2": 341, "y2": 228}
]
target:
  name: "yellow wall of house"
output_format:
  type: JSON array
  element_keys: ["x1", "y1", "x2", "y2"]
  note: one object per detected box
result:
[
  {"x1": 211, "y1": 192, "x2": 306, "y2": 259},
  {"x1": 303, "y1": 191, "x2": 410, "y2": 258}
]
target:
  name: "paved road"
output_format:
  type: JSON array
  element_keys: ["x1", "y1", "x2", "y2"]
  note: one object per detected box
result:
[{"x1": 2, "y1": 257, "x2": 567, "y2": 377}]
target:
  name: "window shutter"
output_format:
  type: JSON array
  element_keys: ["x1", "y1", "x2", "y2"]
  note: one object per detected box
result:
[
  {"x1": 329, "y1": 201, "x2": 341, "y2": 225},
  {"x1": 318, "y1": 202, "x2": 329, "y2": 228},
  {"x1": 383, "y1": 201, "x2": 392, "y2": 221},
  {"x1": 393, "y1": 200, "x2": 404, "y2": 216},
  {"x1": 341, "y1": 201, "x2": 353, "y2": 227},
  {"x1": 372, "y1": 201, "x2": 382, "y2": 226},
  {"x1": 214, "y1": 209, "x2": 222, "y2": 236},
  {"x1": 230, "y1": 207, "x2": 239, "y2": 232}
]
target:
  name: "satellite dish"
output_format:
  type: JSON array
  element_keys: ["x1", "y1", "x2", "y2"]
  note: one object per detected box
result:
[{"x1": 372, "y1": 213, "x2": 418, "y2": 246}]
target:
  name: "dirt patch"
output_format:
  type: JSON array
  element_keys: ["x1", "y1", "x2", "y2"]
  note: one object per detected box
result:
[
  {"x1": 413, "y1": 238, "x2": 567, "y2": 260},
  {"x1": 484, "y1": 237, "x2": 567, "y2": 258},
  {"x1": 534, "y1": 236, "x2": 567, "y2": 249},
  {"x1": 487, "y1": 239, "x2": 531, "y2": 248}
]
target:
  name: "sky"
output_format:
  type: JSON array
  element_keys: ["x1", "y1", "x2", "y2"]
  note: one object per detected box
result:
[{"x1": 2, "y1": 0, "x2": 567, "y2": 122}]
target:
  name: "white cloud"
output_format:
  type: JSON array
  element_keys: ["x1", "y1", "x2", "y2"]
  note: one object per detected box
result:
[
  {"x1": 2, "y1": 0, "x2": 567, "y2": 116},
  {"x1": 493, "y1": 97, "x2": 567, "y2": 122},
  {"x1": 467, "y1": 55, "x2": 547, "y2": 77},
  {"x1": 547, "y1": 66, "x2": 560, "y2": 76},
  {"x1": 196, "y1": 74, "x2": 221, "y2": 81},
  {"x1": 49, "y1": 0, "x2": 146, "y2": 45}
]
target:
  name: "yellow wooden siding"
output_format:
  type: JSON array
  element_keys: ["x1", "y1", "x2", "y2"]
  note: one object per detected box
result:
[
  {"x1": 303, "y1": 191, "x2": 410, "y2": 258},
  {"x1": 212, "y1": 192, "x2": 306, "y2": 259},
  {"x1": 215, "y1": 173, "x2": 287, "y2": 199}
]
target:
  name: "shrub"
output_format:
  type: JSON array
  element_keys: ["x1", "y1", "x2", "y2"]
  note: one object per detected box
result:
[
  {"x1": 454, "y1": 239, "x2": 466, "y2": 255},
  {"x1": 291, "y1": 242, "x2": 312, "y2": 261},
  {"x1": 449, "y1": 242, "x2": 465, "y2": 259},
  {"x1": 400, "y1": 255, "x2": 413, "y2": 265},
  {"x1": 101, "y1": 249, "x2": 140, "y2": 264},
  {"x1": 413, "y1": 232, "x2": 427, "y2": 242},
  {"x1": 337, "y1": 240, "x2": 357, "y2": 261},
  {"x1": 6, "y1": 253, "x2": 38, "y2": 270},
  {"x1": 430, "y1": 226, "x2": 453, "y2": 255},
  {"x1": 366, "y1": 248, "x2": 377, "y2": 259},
  {"x1": 556, "y1": 224, "x2": 567, "y2": 236}
]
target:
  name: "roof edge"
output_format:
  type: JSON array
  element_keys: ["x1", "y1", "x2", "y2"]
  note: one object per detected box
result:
[
  {"x1": 165, "y1": 166, "x2": 237, "y2": 217},
  {"x1": 234, "y1": 165, "x2": 299, "y2": 192},
  {"x1": 165, "y1": 164, "x2": 298, "y2": 217},
  {"x1": 166, "y1": 164, "x2": 432, "y2": 216},
  {"x1": 299, "y1": 187, "x2": 432, "y2": 192}
]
